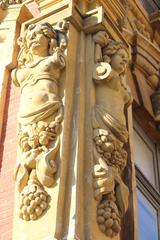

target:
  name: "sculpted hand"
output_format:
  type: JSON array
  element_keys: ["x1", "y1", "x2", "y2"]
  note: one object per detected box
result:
[
  {"x1": 93, "y1": 164, "x2": 115, "y2": 201},
  {"x1": 93, "y1": 31, "x2": 109, "y2": 47}
]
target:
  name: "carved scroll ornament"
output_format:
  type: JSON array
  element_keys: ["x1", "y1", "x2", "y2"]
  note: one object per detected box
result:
[
  {"x1": 12, "y1": 21, "x2": 68, "y2": 221},
  {"x1": 92, "y1": 31, "x2": 132, "y2": 238}
]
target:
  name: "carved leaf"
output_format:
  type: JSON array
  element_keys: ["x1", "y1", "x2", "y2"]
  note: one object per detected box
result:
[
  {"x1": 114, "y1": 174, "x2": 129, "y2": 216},
  {"x1": 36, "y1": 138, "x2": 60, "y2": 187},
  {"x1": 14, "y1": 164, "x2": 29, "y2": 192}
]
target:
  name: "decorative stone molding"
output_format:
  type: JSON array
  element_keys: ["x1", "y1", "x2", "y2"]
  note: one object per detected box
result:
[
  {"x1": 128, "y1": 0, "x2": 151, "y2": 35},
  {"x1": 134, "y1": 55, "x2": 159, "y2": 90},
  {"x1": 12, "y1": 21, "x2": 68, "y2": 221},
  {"x1": 121, "y1": 0, "x2": 160, "y2": 50},
  {"x1": 121, "y1": 1, "x2": 151, "y2": 41},
  {"x1": 124, "y1": 27, "x2": 160, "y2": 91},
  {"x1": 150, "y1": 11, "x2": 160, "y2": 31},
  {"x1": 92, "y1": 31, "x2": 132, "y2": 238},
  {"x1": 129, "y1": 18, "x2": 151, "y2": 40},
  {"x1": 151, "y1": 86, "x2": 160, "y2": 122}
]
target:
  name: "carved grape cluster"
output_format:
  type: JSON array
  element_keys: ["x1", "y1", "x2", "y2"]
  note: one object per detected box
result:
[
  {"x1": 19, "y1": 184, "x2": 50, "y2": 221},
  {"x1": 94, "y1": 129, "x2": 127, "y2": 173},
  {"x1": 18, "y1": 121, "x2": 60, "y2": 152},
  {"x1": 110, "y1": 148, "x2": 127, "y2": 172},
  {"x1": 97, "y1": 195, "x2": 121, "y2": 237}
]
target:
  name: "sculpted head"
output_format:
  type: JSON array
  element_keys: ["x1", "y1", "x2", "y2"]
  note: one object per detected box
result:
[
  {"x1": 18, "y1": 23, "x2": 57, "y2": 66},
  {"x1": 102, "y1": 41, "x2": 129, "y2": 75}
]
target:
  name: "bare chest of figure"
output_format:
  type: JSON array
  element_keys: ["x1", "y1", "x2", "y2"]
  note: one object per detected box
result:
[
  {"x1": 17, "y1": 57, "x2": 60, "y2": 109},
  {"x1": 105, "y1": 76, "x2": 130, "y2": 105},
  {"x1": 17, "y1": 57, "x2": 60, "y2": 86},
  {"x1": 20, "y1": 80, "x2": 58, "y2": 108},
  {"x1": 96, "y1": 78, "x2": 127, "y2": 124},
  {"x1": 96, "y1": 76, "x2": 124, "y2": 103},
  {"x1": 96, "y1": 84, "x2": 124, "y2": 108}
]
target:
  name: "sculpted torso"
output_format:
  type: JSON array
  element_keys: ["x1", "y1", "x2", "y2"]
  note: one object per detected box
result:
[
  {"x1": 14, "y1": 56, "x2": 61, "y2": 117},
  {"x1": 96, "y1": 72, "x2": 131, "y2": 125},
  {"x1": 11, "y1": 23, "x2": 66, "y2": 124},
  {"x1": 95, "y1": 48, "x2": 132, "y2": 125}
]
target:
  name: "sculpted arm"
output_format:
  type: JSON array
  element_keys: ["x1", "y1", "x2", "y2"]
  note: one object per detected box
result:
[
  {"x1": 93, "y1": 31, "x2": 120, "y2": 84},
  {"x1": 51, "y1": 48, "x2": 66, "y2": 70},
  {"x1": 93, "y1": 63, "x2": 119, "y2": 85},
  {"x1": 11, "y1": 68, "x2": 21, "y2": 87}
]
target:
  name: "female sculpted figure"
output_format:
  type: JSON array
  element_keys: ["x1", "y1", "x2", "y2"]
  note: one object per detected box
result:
[
  {"x1": 92, "y1": 32, "x2": 132, "y2": 141},
  {"x1": 92, "y1": 32, "x2": 132, "y2": 237},
  {"x1": 12, "y1": 22, "x2": 67, "y2": 221}
]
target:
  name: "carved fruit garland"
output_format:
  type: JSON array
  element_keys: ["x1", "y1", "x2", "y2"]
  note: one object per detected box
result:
[{"x1": 93, "y1": 128, "x2": 129, "y2": 237}]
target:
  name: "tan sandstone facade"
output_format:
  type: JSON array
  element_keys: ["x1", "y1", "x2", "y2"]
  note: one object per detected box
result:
[{"x1": 0, "y1": 0, "x2": 160, "y2": 240}]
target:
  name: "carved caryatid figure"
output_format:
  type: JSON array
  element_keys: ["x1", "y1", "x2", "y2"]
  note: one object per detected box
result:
[
  {"x1": 92, "y1": 31, "x2": 132, "y2": 237},
  {"x1": 12, "y1": 22, "x2": 68, "y2": 221}
]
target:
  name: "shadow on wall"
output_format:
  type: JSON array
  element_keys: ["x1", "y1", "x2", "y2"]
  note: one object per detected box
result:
[{"x1": 0, "y1": 78, "x2": 11, "y2": 171}]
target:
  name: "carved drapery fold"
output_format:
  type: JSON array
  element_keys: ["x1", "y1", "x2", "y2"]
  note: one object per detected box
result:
[
  {"x1": 12, "y1": 21, "x2": 68, "y2": 221},
  {"x1": 92, "y1": 31, "x2": 132, "y2": 238}
]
